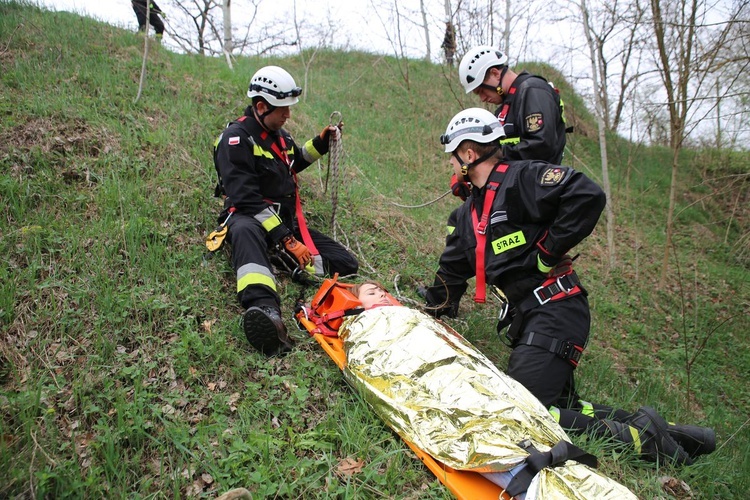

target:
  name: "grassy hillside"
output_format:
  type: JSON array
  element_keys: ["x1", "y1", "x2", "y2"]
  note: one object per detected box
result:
[{"x1": 1, "y1": 1, "x2": 748, "y2": 498}]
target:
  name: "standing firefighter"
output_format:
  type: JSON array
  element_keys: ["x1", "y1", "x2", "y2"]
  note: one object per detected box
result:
[
  {"x1": 423, "y1": 108, "x2": 714, "y2": 465},
  {"x1": 212, "y1": 66, "x2": 358, "y2": 357},
  {"x1": 447, "y1": 45, "x2": 569, "y2": 201},
  {"x1": 132, "y1": 0, "x2": 165, "y2": 40},
  {"x1": 459, "y1": 45, "x2": 568, "y2": 164}
]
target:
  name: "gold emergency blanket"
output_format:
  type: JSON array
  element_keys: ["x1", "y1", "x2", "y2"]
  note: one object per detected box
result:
[{"x1": 340, "y1": 306, "x2": 637, "y2": 499}]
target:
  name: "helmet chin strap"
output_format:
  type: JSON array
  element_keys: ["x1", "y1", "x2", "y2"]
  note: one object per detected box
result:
[
  {"x1": 453, "y1": 146, "x2": 500, "y2": 182},
  {"x1": 253, "y1": 102, "x2": 277, "y2": 131},
  {"x1": 479, "y1": 65, "x2": 509, "y2": 100}
]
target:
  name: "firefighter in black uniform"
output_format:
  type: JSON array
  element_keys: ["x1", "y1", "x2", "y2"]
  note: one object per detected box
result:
[
  {"x1": 424, "y1": 108, "x2": 713, "y2": 465},
  {"x1": 447, "y1": 45, "x2": 568, "y2": 201},
  {"x1": 459, "y1": 45, "x2": 567, "y2": 164},
  {"x1": 213, "y1": 65, "x2": 358, "y2": 357}
]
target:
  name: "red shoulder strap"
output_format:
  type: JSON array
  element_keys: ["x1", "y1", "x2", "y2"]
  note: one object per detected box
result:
[{"x1": 472, "y1": 163, "x2": 509, "y2": 303}]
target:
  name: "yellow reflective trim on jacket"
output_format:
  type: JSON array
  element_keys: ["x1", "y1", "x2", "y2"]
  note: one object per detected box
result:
[
  {"x1": 253, "y1": 144, "x2": 274, "y2": 159},
  {"x1": 560, "y1": 97, "x2": 568, "y2": 124},
  {"x1": 259, "y1": 213, "x2": 283, "y2": 232},
  {"x1": 447, "y1": 224, "x2": 456, "y2": 236},
  {"x1": 302, "y1": 139, "x2": 323, "y2": 163},
  {"x1": 500, "y1": 137, "x2": 521, "y2": 145}
]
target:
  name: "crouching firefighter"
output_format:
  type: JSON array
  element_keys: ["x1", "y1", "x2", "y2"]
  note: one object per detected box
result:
[
  {"x1": 210, "y1": 65, "x2": 358, "y2": 357},
  {"x1": 423, "y1": 107, "x2": 604, "y2": 409}
]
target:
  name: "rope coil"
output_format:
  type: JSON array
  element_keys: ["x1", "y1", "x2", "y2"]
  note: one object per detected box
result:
[{"x1": 326, "y1": 111, "x2": 343, "y2": 236}]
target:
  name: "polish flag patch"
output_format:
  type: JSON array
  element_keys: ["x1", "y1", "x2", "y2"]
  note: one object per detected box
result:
[{"x1": 228, "y1": 136, "x2": 240, "y2": 146}]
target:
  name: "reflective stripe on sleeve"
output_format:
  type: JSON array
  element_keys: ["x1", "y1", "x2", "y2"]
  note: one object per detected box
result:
[
  {"x1": 301, "y1": 139, "x2": 324, "y2": 164},
  {"x1": 254, "y1": 207, "x2": 283, "y2": 233}
]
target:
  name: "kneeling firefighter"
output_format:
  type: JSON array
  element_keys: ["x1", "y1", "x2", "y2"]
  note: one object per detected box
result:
[{"x1": 423, "y1": 107, "x2": 714, "y2": 464}]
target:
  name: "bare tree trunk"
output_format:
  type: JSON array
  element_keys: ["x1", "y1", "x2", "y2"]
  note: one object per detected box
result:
[
  {"x1": 503, "y1": 0, "x2": 511, "y2": 51},
  {"x1": 715, "y1": 77, "x2": 721, "y2": 149},
  {"x1": 420, "y1": 0, "x2": 430, "y2": 61},
  {"x1": 650, "y1": 0, "x2": 693, "y2": 286},
  {"x1": 223, "y1": 0, "x2": 233, "y2": 69},
  {"x1": 579, "y1": 0, "x2": 616, "y2": 269}
]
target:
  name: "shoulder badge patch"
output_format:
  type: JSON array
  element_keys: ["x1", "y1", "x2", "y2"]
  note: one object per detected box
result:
[
  {"x1": 540, "y1": 167, "x2": 565, "y2": 186},
  {"x1": 228, "y1": 136, "x2": 240, "y2": 146},
  {"x1": 526, "y1": 113, "x2": 543, "y2": 133}
]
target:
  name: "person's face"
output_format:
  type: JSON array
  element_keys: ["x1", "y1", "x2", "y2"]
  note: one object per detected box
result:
[
  {"x1": 358, "y1": 284, "x2": 392, "y2": 309},
  {"x1": 258, "y1": 102, "x2": 291, "y2": 131},
  {"x1": 472, "y1": 68, "x2": 503, "y2": 105}
]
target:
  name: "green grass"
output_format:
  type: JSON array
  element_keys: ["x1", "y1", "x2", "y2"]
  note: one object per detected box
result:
[{"x1": 1, "y1": 1, "x2": 749, "y2": 498}]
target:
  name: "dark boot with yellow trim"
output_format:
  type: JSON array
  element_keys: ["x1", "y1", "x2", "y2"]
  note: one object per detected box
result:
[{"x1": 597, "y1": 406, "x2": 693, "y2": 465}]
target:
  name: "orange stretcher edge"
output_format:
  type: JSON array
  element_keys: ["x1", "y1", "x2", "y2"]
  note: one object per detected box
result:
[{"x1": 296, "y1": 312, "x2": 512, "y2": 500}]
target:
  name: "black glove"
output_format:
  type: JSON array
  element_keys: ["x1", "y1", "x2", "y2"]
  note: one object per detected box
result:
[{"x1": 450, "y1": 173, "x2": 470, "y2": 201}]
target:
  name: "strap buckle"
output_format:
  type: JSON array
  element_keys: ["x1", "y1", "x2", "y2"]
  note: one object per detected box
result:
[
  {"x1": 533, "y1": 283, "x2": 552, "y2": 305},
  {"x1": 533, "y1": 274, "x2": 577, "y2": 305},
  {"x1": 560, "y1": 341, "x2": 584, "y2": 366}
]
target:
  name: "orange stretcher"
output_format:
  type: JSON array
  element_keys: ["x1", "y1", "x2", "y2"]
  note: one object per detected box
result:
[{"x1": 294, "y1": 276, "x2": 511, "y2": 500}]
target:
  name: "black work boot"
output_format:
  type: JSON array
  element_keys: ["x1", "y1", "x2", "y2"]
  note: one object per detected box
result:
[
  {"x1": 668, "y1": 424, "x2": 716, "y2": 458},
  {"x1": 599, "y1": 406, "x2": 693, "y2": 465},
  {"x1": 242, "y1": 306, "x2": 295, "y2": 357}
]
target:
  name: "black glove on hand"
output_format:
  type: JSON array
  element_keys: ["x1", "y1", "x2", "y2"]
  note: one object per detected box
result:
[{"x1": 450, "y1": 173, "x2": 470, "y2": 201}]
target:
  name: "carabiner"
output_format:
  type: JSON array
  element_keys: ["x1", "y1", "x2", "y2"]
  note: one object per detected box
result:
[{"x1": 329, "y1": 110, "x2": 342, "y2": 127}]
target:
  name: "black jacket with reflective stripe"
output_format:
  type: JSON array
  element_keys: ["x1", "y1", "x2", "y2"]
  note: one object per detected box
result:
[
  {"x1": 213, "y1": 107, "x2": 326, "y2": 240},
  {"x1": 426, "y1": 160, "x2": 605, "y2": 309}
]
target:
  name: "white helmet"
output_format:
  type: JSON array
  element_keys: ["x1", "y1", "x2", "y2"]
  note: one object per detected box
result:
[
  {"x1": 440, "y1": 108, "x2": 506, "y2": 152},
  {"x1": 247, "y1": 66, "x2": 302, "y2": 106},
  {"x1": 458, "y1": 46, "x2": 509, "y2": 93}
]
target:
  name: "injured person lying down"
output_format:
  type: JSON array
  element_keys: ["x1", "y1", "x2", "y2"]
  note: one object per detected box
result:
[{"x1": 295, "y1": 277, "x2": 638, "y2": 499}]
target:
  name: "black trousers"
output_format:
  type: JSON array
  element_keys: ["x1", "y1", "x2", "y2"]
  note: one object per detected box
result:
[
  {"x1": 132, "y1": 2, "x2": 164, "y2": 35},
  {"x1": 506, "y1": 293, "x2": 590, "y2": 408},
  {"x1": 227, "y1": 213, "x2": 358, "y2": 310}
]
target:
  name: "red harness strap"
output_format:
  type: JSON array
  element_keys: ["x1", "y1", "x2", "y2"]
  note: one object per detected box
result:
[
  {"x1": 471, "y1": 163, "x2": 509, "y2": 303},
  {"x1": 261, "y1": 131, "x2": 320, "y2": 256},
  {"x1": 497, "y1": 85, "x2": 519, "y2": 126}
]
